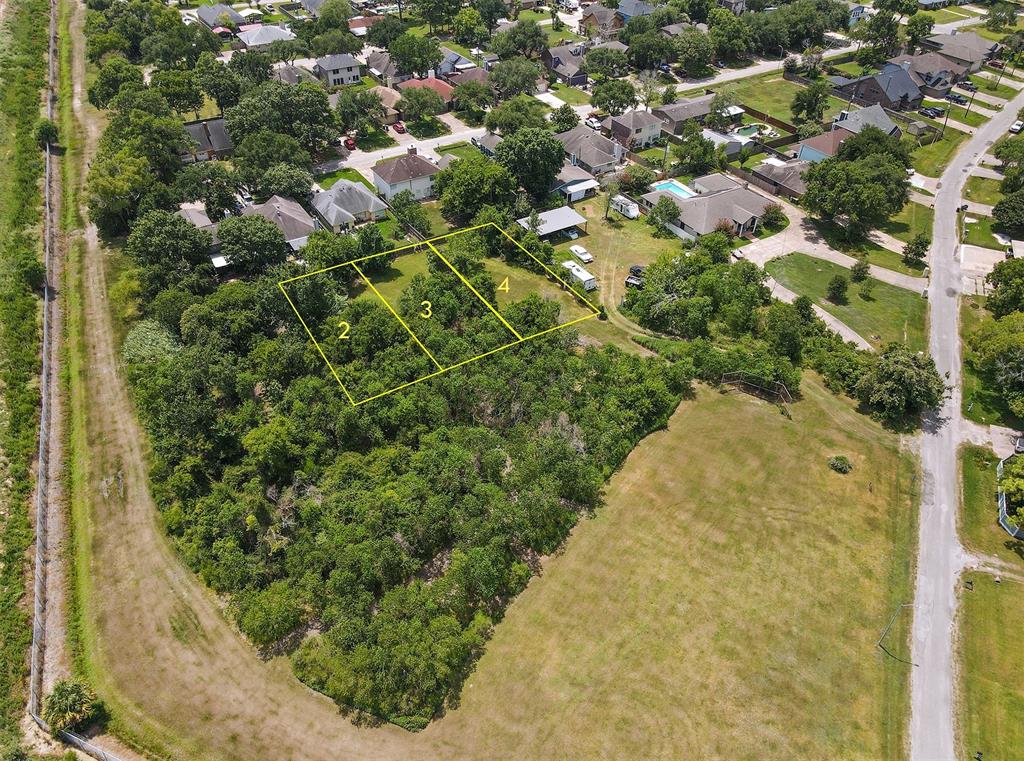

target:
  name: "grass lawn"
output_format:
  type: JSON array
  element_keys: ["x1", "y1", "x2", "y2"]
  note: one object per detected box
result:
[
  {"x1": 435, "y1": 140, "x2": 481, "y2": 162},
  {"x1": 961, "y1": 295, "x2": 1024, "y2": 428},
  {"x1": 963, "y1": 213, "x2": 1009, "y2": 249},
  {"x1": 812, "y1": 220, "x2": 927, "y2": 277},
  {"x1": 406, "y1": 117, "x2": 450, "y2": 139},
  {"x1": 963, "y1": 175, "x2": 1004, "y2": 206},
  {"x1": 449, "y1": 379, "x2": 918, "y2": 760},
  {"x1": 355, "y1": 127, "x2": 397, "y2": 151},
  {"x1": 911, "y1": 126, "x2": 970, "y2": 176},
  {"x1": 549, "y1": 82, "x2": 591, "y2": 105},
  {"x1": 350, "y1": 248, "x2": 431, "y2": 305},
  {"x1": 958, "y1": 572, "x2": 1024, "y2": 759},
  {"x1": 766, "y1": 252, "x2": 928, "y2": 351},
  {"x1": 545, "y1": 27, "x2": 583, "y2": 44},
  {"x1": 922, "y1": 99, "x2": 989, "y2": 128},
  {"x1": 477, "y1": 256, "x2": 597, "y2": 326},
  {"x1": 420, "y1": 200, "x2": 450, "y2": 236},
  {"x1": 921, "y1": 5, "x2": 980, "y2": 23},
  {"x1": 832, "y1": 60, "x2": 876, "y2": 77},
  {"x1": 638, "y1": 143, "x2": 670, "y2": 168},
  {"x1": 517, "y1": 8, "x2": 549, "y2": 23},
  {"x1": 879, "y1": 201, "x2": 934, "y2": 244},
  {"x1": 968, "y1": 73, "x2": 1018, "y2": 100},
  {"x1": 316, "y1": 167, "x2": 372, "y2": 190},
  {"x1": 968, "y1": 19, "x2": 1024, "y2": 42},
  {"x1": 709, "y1": 73, "x2": 847, "y2": 124},
  {"x1": 959, "y1": 445, "x2": 1024, "y2": 567}
]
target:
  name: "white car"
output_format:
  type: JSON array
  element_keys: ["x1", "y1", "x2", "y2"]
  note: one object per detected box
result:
[
  {"x1": 585, "y1": 117, "x2": 603, "y2": 130},
  {"x1": 1011, "y1": 120, "x2": 1024, "y2": 134},
  {"x1": 569, "y1": 244, "x2": 593, "y2": 263}
]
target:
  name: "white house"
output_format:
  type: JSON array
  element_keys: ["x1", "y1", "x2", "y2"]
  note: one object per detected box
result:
[
  {"x1": 314, "y1": 53, "x2": 362, "y2": 86},
  {"x1": 371, "y1": 146, "x2": 441, "y2": 200}
]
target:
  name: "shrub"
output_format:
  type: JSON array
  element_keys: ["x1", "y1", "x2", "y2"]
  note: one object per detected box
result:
[
  {"x1": 826, "y1": 274, "x2": 848, "y2": 303},
  {"x1": 850, "y1": 257, "x2": 870, "y2": 283},
  {"x1": 828, "y1": 455, "x2": 853, "y2": 473},
  {"x1": 42, "y1": 680, "x2": 99, "y2": 734},
  {"x1": 761, "y1": 203, "x2": 786, "y2": 230},
  {"x1": 35, "y1": 118, "x2": 58, "y2": 147}
]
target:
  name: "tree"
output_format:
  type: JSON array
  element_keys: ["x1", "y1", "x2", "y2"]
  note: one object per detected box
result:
[
  {"x1": 905, "y1": 12, "x2": 934, "y2": 52},
  {"x1": 662, "y1": 84, "x2": 677, "y2": 104},
  {"x1": 86, "y1": 148, "x2": 154, "y2": 235},
  {"x1": 671, "y1": 121, "x2": 719, "y2": 176},
  {"x1": 850, "y1": 257, "x2": 870, "y2": 282},
  {"x1": 453, "y1": 80, "x2": 494, "y2": 116},
  {"x1": 856, "y1": 343, "x2": 946, "y2": 422},
  {"x1": 835, "y1": 124, "x2": 912, "y2": 168},
  {"x1": 584, "y1": 47, "x2": 629, "y2": 81},
  {"x1": 475, "y1": 0, "x2": 506, "y2": 33},
  {"x1": 550, "y1": 102, "x2": 580, "y2": 132},
  {"x1": 495, "y1": 127, "x2": 565, "y2": 198},
  {"x1": 255, "y1": 163, "x2": 313, "y2": 202},
  {"x1": 637, "y1": 71, "x2": 661, "y2": 110},
  {"x1": 335, "y1": 88, "x2": 386, "y2": 133},
  {"x1": 236, "y1": 580, "x2": 304, "y2": 647},
  {"x1": 801, "y1": 45, "x2": 824, "y2": 76},
  {"x1": 902, "y1": 233, "x2": 930, "y2": 266},
  {"x1": 708, "y1": 7, "x2": 750, "y2": 60},
  {"x1": 397, "y1": 87, "x2": 445, "y2": 123},
  {"x1": 619, "y1": 163, "x2": 657, "y2": 194},
  {"x1": 993, "y1": 189, "x2": 1024, "y2": 232},
  {"x1": 35, "y1": 119, "x2": 58, "y2": 148},
  {"x1": 803, "y1": 154, "x2": 909, "y2": 238},
  {"x1": 367, "y1": 15, "x2": 409, "y2": 48},
  {"x1": 864, "y1": 11, "x2": 901, "y2": 55},
  {"x1": 195, "y1": 51, "x2": 241, "y2": 112},
  {"x1": 87, "y1": 55, "x2": 144, "y2": 109},
  {"x1": 488, "y1": 57, "x2": 542, "y2": 98},
  {"x1": 985, "y1": 256, "x2": 1024, "y2": 317},
  {"x1": 986, "y1": 1, "x2": 1017, "y2": 31},
  {"x1": 760, "y1": 301, "x2": 803, "y2": 362},
  {"x1": 647, "y1": 195, "x2": 680, "y2": 235},
  {"x1": 411, "y1": 0, "x2": 458, "y2": 32},
  {"x1": 302, "y1": 229, "x2": 358, "y2": 270},
  {"x1": 317, "y1": 0, "x2": 354, "y2": 27},
  {"x1": 217, "y1": 215, "x2": 288, "y2": 276},
  {"x1": 311, "y1": 30, "x2": 363, "y2": 57},
  {"x1": 826, "y1": 274, "x2": 848, "y2": 302},
  {"x1": 968, "y1": 310, "x2": 1024, "y2": 416},
  {"x1": 151, "y1": 69, "x2": 203, "y2": 116},
  {"x1": 390, "y1": 189, "x2": 433, "y2": 236},
  {"x1": 675, "y1": 28, "x2": 714, "y2": 76},
  {"x1": 453, "y1": 8, "x2": 485, "y2": 44},
  {"x1": 389, "y1": 33, "x2": 442, "y2": 76},
  {"x1": 705, "y1": 90, "x2": 738, "y2": 132},
  {"x1": 484, "y1": 94, "x2": 547, "y2": 134},
  {"x1": 791, "y1": 79, "x2": 831, "y2": 124},
  {"x1": 228, "y1": 49, "x2": 272, "y2": 83},
  {"x1": 43, "y1": 680, "x2": 99, "y2": 734},
  {"x1": 174, "y1": 161, "x2": 239, "y2": 221},
  {"x1": 760, "y1": 203, "x2": 786, "y2": 230},
  {"x1": 233, "y1": 130, "x2": 311, "y2": 187},
  {"x1": 490, "y1": 20, "x2": 547, "y2": 59},
  {"x1": 628, "y1": 32, "x2": 674, "y2": 71},
  {"x1": 592, "y1": 79, "x2": 638, "y2": 116}
]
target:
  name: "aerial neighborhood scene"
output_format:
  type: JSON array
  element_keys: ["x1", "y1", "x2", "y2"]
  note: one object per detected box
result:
[{"x1": 4, "y1": 0, "x2": 1024, "y2": 754}]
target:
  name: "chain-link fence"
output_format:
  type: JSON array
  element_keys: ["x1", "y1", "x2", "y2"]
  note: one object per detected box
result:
[{"x1": 996, "y1": 456, "x2": 1024, "y2": 539}]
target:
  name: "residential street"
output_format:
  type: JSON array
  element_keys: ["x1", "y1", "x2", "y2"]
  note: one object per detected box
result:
[{"x1": 909, "y1": 79, "x2": 1024, "y2": 761}]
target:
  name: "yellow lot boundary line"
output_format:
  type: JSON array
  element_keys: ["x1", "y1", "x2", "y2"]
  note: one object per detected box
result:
[
  {"x1": 350, "y1": 261, "x2": 444, "y2": 370},
  {"x1": 278, "y1": 223, "x2": 603, "y2": 406}
]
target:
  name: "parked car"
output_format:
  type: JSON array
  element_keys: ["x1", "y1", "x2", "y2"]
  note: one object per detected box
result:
[
  {"x1": 1011, "y1": 120, "x2": 1024, "y2": 134},
  {"x1": 990, "y1": 59, "x2": 1005, "y2": 69},
  {"x1": 624, "y1": 275, "x2": 644, "y2": 289},
  {"x1": 585, "y1": 116, "x2": 602, "y2": 130},
  {"x1": 946, "y1": 93, "x2": 968, "y2": 105},
  {"x1": 569, "y1": 244, "x2": 593, "y2": 263},
  {"x1": 657, "y1": 63, "x2": 672, "y2": 74},
  {"x1": 957, "y1": 80, "x2": 977, "y2": 92},
  {"x1": 629, "y1": 264, "x2": 645, "y2": 277},
  {"x1": 344, "y1": 137, "x2": 357, "y2": 150},
  {"x1": 919, "y1": 107, "x2": 943, "y2": 118},
  {"x1": 564, "y1": 228, "x2": 580, "y2": 240},
  {"x1": 393, "y1": 121, "x2": 406, "y2": 133}
]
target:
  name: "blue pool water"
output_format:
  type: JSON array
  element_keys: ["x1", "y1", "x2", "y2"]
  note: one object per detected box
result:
[{"x1": 651, "y1": 179, "x2": 696, "y2": 199}]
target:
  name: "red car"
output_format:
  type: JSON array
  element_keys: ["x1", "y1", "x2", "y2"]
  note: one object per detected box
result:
[
  {"x1": 990, "y1": 59, "x2": 1005, "y2": 69},
  {"x1": 344, "y1": 137, "x2": 357, "y2": 150},
  {"x1": 393, "y1": 122, "x2": 406, "y2": 134}
]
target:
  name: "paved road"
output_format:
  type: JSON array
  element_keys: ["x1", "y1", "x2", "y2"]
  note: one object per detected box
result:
[{"x1": 909, "y1": 77, "x2": 1024, "y2": 761}]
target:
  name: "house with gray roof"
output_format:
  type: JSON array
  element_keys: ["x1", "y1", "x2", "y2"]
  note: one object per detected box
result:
[
  {"x1": 311, "y1": 181, "x2": 387, "y2": 232},
  {"x1": 550, "y1": 162, "x2": 600, "y2": 203},
  {"x1": 883, "y1": 52, "x2": 966, "y2": 97},
  {"x1": 617, "y1": 0, "x2": 655, "y2": 20},
  {"x1": 372, "y1": 146, "x2": 441, "y2": 200},
  {"x1": 181, "y1": 117, "x2": 234, "y2": 163},
  {"x1": 554, "y1": 125, "x2": 624, "y2": 175},
  {"x1": 237, "y1": 25, "x2": 297, "y2": 49},
  {"x1": 471, "y1": 132, "x2": 504, "y2": 156},
  {"x1": 831, "y1": 68, "x2": 923, "y2": 111},
  {"x1": 923, "y1": 30, "x2": 1000, "y2": 72},
  {"x1": 241, "y1": 195, "x2": 314, "y2": 250},
  {"x1": 314, "y1": 53, "x2": 362, "y2": 86},
  {"x1": 197, "y1": 3, "x2": 245, "y2": 29},
  {"x1": 639, "y1": 173, "x2": 772, "y2": 240},
  {"x1": 660, "y1": 21, "x2": 708, "y2": 36},
  {"x1": 832, "y1": 104, "x2": 902, "y2": 138},
  {"x1": 439, "y1": 47, "x2": 476, "y2": 77},
  {"x1": 602, "y1": 109, "x2": 662, "y2": 149},
  {"x1": 579, "y1": 4, "x2": 623, "y2": 37},
  {"x1": 516, "y1": 206, "x2": 588, "y2": 237},
  {"x1": 542, "y1": 43, "x2": 588, "y2": 87},
  {"x1": 366, "y1": 50, "x2": 412, "y2": 84},
  {"x1": 651, "y1": 94, "x2": 715, "y2": 134},
  {"x1": 750, "y1": 158, "x2": 810, "y2": 198}
]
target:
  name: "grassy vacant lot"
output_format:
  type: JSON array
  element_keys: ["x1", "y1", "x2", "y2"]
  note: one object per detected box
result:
[
  {"x1": 911, "y1": 126, "x2": 970, "y2": 176},
  {"x1": 420, "y1": 200, "x2": 450, "y2": 236},
  {"x1": 921, "y1": 4, "x2": 979, "y2": 23},
  {"x1": 958, "y1": 572, "x2": 1024, "y2": 759},
  {"x1": 350, "y1": 248, "x2": 432, "y2": 304},
  {"x1": 435, "y1": 140, "x2": 481, "y2": 162},
  {"x1": 964, "y1": 175, "x2": 1004, "y2": 206},
  {"x1": 963, "y1": 213, "x2": 1008, "y2": 249},
  {"x1": 961, "y1": 295, "x2": 1023, "y2": 428},
  {"x1": 549, "y1": 82, "x2": 591, "y2": 105},
  {"x1": 767, "y1": 253, "x2": 928, "y2": 351},
  {"x1": 812, "y1": 220, "x2": 926, "y2": 277},
  {"x1": 959, "y1": 445, "x2": 1024, "y2": 567},
  {"x1": 968, "y1": 19, "x2": 1024, "y2": 42},
  {"x1": 880, "y1": 201, "x2": 934, "y2": 244},
  {"x1": 706, "y1": 74, "x2": 847, "y2": 124},
  {"x1": 317, "y1": 167, "x2": 372, "y2": 189},
  {"x1": 968, "y1": 73, "x2": 1018, "y2": 100}
]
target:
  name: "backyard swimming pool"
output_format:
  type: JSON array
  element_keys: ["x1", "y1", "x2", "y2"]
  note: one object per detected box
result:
[{"x1": 651, "y1": 179, "x2": 696, "y2": 199}]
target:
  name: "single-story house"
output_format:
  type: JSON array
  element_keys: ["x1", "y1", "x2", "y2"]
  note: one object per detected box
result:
[
  {"x1": 543, "y1": 43, "x2": 588, "y2": 87},
  {"x1": 832, "y1": 104, "x2": 901, "y2": 138},
  {"x1": 550, "y1": 162, "x2": 601, "y2": 202},
  {"x1": 372, "y1": 146, "x2": 441, "y2": 200},
  {"x1": 439, "y1": 47, "x2": 477, "y2": 78},
  {"x1": 311, "y1": 181, "x2": 387, "y2": 232},
  {"x1": 181, "y1": 117, "x2": 234, "y2": 163},
  {"x1": 366, "y1": 50, "x2": 412, "y2": 85},
  {"x1": 660, "y1": 21, "x2": 708, "y2": 37},
  {"x1": 368, "y1": 85, "x2": 402, "y2": 123},
  {"x1": 446, "y1": 67, "x2": 490, "y2": 88},
  {"x1": 554, "y1": 125, "x2": 624, "y2": 175},
  {"x1": 272, "y1": 64, "x2": 311, "y2": 85},
  {"x1": 516, "y1": 206, "x2": 588, "y2": 237},
  {"x1": 922, "y1": 30, "x2": 1001, "y2": 72},
  {"x1": 300, "y1": 0, "x2": 327, "y2": 17},
  {"x1": 237, "y1": 25, "x2": 297, "y2": 50},
  {"x1": 396, "y1": 77, "x2": 455, "y2": 109},
  {"x1": 795, "y1": 127, "x2": 854, "y2": 162},
  {"x1": 639, "y1": 172, "x2": 772, "y2": 240},
  {"x1": 348, "y1": 15, "x2": 383, "y2": 36},
  {"x1": 241, "y1": 195, "x2": 314, "y2": 250},
  {"x1": 883, "y1": 52, "x2": 966, "y2": 97},
  {"x1": 617, "y1": 0, "x2": 654, "y2": 21},
  {"x1": 603, "y1": 110, "x2": 662, "y2": 149},
  {"x1": 579, "y1": 4, "x2": 623, "y2": 37},
  {"x1": 750, "y1": 157, "x2": 809, "y2": 197},
  {"x1": 651, "y1": 94, "x2": 716, "y2": 134},
  {"x1": 314, "y1": 53, "x2": 362, "y2": 86},
  {"x1": 702, "y1": 128, "x2": 750, "y2": 160},
  {"x1": 197, "y1": 3, "x2": 244, "y2": 29},
  {"x1": 471, "y1": 132, "x2": 504, "y2": 157},
  {"x1": 831, "y1": 68, "x2": 923, "y2": 111},
  {"x1": 177, "y1": 202, "x2": 221, "y2": 251}
]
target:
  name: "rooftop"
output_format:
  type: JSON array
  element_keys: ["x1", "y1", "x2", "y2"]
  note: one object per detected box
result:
[{"x1": 516, "y1": 206, "x2": 587, "y2": 236}]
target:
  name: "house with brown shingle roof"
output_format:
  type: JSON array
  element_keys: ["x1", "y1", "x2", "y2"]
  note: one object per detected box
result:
[
  {"x1": 396, "y1": 77, "x2": 455, "y2": 110},
  {"x1": 372, "y1": 146, "x2": 441, "y2": 200},
  {"x1": 796, "y1": 127, "x2": 854, "y2": 163}
]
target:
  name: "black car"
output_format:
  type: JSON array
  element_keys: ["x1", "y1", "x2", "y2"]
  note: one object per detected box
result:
[
  {"x1": 958, "y1": 80, "x2": 977, "y2": 92},
  {"x1": 946, "y1": 93, "x2": 968, "y2": 105},
  {"x1": 629, "y1": 264, "x2": 646, "y2": 277}
]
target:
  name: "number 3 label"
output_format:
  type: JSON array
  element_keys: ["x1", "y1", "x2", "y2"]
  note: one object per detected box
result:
[{"x1": 420, "y1": 300, "x2": 432, "y2": 319}]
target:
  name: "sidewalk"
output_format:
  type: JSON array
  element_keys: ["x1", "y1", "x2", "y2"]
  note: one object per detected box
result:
[{"x1": 766, "y1": 277, "x2": 873, "y2": 349}]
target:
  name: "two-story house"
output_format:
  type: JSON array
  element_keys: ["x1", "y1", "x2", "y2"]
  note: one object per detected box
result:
[{"x1": 314, "y1": 54, "x2": 363, "y2": 87}]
